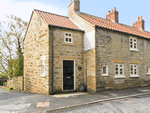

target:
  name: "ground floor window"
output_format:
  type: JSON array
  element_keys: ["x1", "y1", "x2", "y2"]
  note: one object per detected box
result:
[
  {"x1": 130, "y1": 64, "x2": 138, "y2": 77},
  {"x1": 115, "y1": 64, "x2": 124, "y2": 76},
  {"x1": 102, "y1": 65, "x2": 108, "y2": 76},
  {"x1": 147, "y1": 67, "x2": 150, "y2": 74}
]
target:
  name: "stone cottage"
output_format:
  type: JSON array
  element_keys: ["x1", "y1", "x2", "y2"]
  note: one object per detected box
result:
[{"x1": 24, "y1": 0, "x2": 150, "y2": 94}]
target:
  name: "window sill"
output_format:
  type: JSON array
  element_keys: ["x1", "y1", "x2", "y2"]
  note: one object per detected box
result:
[
  {"x1": 62, "y1": 43, "x2": 75, "y2": 46},
  {"x1": 102, "y1": 75, "x2": 109, "y2": 77},
  {"x1": 40, "y1": 74, "x2": 46, "y2": 77},
  {"x1": 130, "y1": 75, "x2": 139, "y2": 78},
  {"x1": 114, "y1": 75, "x2": 126, "y2": 79},
  {"x1": 129, "y1": 49, "x2": 139, "y2": 52},
  {"x1": 147, "y1": 73, "x2": 150, "y2": 76}
]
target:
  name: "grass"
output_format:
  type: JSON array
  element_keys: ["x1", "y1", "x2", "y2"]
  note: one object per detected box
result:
[{"x1": 4, "y1": 87, "x2": 13, "y2": 91}]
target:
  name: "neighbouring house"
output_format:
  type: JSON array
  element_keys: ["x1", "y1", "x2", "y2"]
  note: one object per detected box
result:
[{"x1": 24, "y1": 0, "x2": 150, "y2": 95}]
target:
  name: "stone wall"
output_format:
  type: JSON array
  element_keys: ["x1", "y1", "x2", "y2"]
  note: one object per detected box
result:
[
  {"x1": 7, "y1": 76, "x2": 24, "y2": 91},
  {"x1": 51, "y1": 28, "x2": 84, "y2": 93},
  {"x1": 24, "y1": 11, "x2": 50, "y2": 95},
  {"x1": 96, "y1": 28, "x2": 150, "y2": 90},
  {"x1": 84, "y1": 49, "x2": 96, "y2": 92}
]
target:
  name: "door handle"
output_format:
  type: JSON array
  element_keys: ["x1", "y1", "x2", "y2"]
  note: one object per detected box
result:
[{"x1": 67, "y1": 77, "x2": 71, "y2": 79}]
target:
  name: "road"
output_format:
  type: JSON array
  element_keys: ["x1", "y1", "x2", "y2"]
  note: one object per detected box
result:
[
  {"x1": 58, "y1": 94, "x2": 150, "y2": 113},
  {"x1": 1, "y1": 87, "x2": 150, "y2": 113}
]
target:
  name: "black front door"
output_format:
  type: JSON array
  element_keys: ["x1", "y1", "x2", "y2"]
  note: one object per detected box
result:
[{"x1": 63, "y1": 60, "x2": 74, "y2": 90}]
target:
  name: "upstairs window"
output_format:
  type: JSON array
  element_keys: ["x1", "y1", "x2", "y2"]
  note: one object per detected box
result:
[
  {"x1": 130, "y1": 38, "x2": 137, "y2": 50},
  {"x1": 64, "y1": 33, "x2": 73, "y2": 43}
]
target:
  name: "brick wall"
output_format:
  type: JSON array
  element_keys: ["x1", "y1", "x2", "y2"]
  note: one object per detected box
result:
[
  {"x1": 7, "y1": 76, "x2": 24, "y2": 91},
  {"x1": 96, "y1": 28, "x2": 150, "y2": 90}
]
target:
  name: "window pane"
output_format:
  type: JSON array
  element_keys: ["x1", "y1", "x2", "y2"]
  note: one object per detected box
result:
[
  {"x1": 66, "y1": 33, "x2": 68, "y2": 36},
  {"x1": 134, "y1": 69, "x2": 137, "y2": 74},
  {"x1": 103, "y1": 66, "x2": 106, "y2": 74},
  {"x1": 116, "y1": 71, "x2": 118, "y2": 75},
  {"x1": 66, "y1": 38, "x2": 68, "y2": 42},
  {"x1": 120, "y1": 69, "x2": 123, "y2": 75},
  {"x1": 69, "y1": 38, "x2": 72, "y2": 42},
  {"x1": 42, "y1": 65, "x2": 44, "y2": 73},
  {"x1": 115, "y1": 65, "x2": 118, "y2": 68}
]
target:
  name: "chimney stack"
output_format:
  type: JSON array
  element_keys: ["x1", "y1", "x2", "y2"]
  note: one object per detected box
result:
[
  {"x1": 68, "y1": 0, "x2": 80, "y2": 18},
  {"x1": 106, "y1": 7, "x2": 119, "y2": 23},
  {"x1": 133, "y1": 15, "x2": 145, "y2": 30}
]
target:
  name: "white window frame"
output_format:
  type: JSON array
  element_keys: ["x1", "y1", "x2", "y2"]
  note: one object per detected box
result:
[
  {"x1": 147, "y1": 67, "x2": 150, "y2": 75},
  {"x1": 64, "y1": 32, "x2": 73, "y2": 43},
  {"x1": 114, "y1": 64, "x2": 125, "y2": 78},
  {"x1": 102, "y1": 65, "x2": 108, "y2": 76},
  {"x1": 41, "y1": 56, "x2": 46, "y2": 77},
  {"x1": 129, "y1": 37, "x2": 138, "y2": 51},
  {"x1": 130, "y1": 64, "x2": 139, "y2": 77}
]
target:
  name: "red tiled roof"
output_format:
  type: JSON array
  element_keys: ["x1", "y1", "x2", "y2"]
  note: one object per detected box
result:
[
  {"x1": 76, "y1": 12, "x2": 150, "y2": 38},
  {"x1": 34, "y1": 9, "x2": 81, "y2": 31}
]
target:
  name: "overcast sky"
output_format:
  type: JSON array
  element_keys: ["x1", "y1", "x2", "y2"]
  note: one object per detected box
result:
[{"x1": 0, "y1": 0, "x2": 150, "y2": 31}]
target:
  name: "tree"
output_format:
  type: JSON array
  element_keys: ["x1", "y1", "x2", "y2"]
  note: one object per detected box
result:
[{"x1": 0, "y1": 15, "x2": 28, "y2": 79}]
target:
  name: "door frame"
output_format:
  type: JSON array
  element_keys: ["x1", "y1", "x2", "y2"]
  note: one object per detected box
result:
[{"x1": 62, "y1": 60, "x2": 75, "y2": 91}]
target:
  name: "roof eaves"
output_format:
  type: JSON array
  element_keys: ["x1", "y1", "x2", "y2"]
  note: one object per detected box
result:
[
  {"x1": 48, "y1": 24, "x2": 84, "y2": 32},
  {"x1": 34, "y1": 9, "x2": 69, "y2": 18},
  {"x1": 95, "y1": 25, "x2": 150, "y2": 40},
  {"x1": 23, "y1": 11, "x2": 34, "y2": 42}
]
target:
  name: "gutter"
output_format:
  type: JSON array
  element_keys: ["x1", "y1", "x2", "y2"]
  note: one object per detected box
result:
[
  {"x1": 49, "y1": 25, "x2": 54, "y2": 95},
  {"x1": 95, "y1": 25, "x2": 150, "y2": 40},
  {"x1": 48, "y1": 24, "x2": 84, "y2": 95}
]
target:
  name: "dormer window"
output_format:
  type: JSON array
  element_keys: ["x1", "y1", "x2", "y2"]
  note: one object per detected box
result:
[
  {"x1": 64, "y1": 33, "x2": 73, "y2": 43},
  {"x1": 130, "y1": 37, "x2": 138, "y2": 50}
]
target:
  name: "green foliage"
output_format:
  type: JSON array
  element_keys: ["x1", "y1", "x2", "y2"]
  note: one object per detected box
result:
[
  {"x1": 4, "y1": 87, "x2": 13, "y2": 91},
  {"x1": 0, "y1": 15, "x2": 28, "y2": 78},
  {"x1": 0, "y1": 72, "x2": 8, "y2": 78},
  {"x1": 8, "y1": 58, "x2": 23, "y2": 76},
  {"x1": 14, "y1": 51, "x2": 24, "y2": 76},
  {"x1": 4, "y1": 82, "x2": 7, "y2": 86}
]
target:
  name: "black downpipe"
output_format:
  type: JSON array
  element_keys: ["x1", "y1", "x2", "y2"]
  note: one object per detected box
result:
[{"x1": 51, "y1": 26, "x2": 54, "y2": 95}]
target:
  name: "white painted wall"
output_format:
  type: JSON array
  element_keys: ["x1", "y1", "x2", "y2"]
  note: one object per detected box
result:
[{"x1": 84, "y1": 30, "x2": 95, "y2": 51}]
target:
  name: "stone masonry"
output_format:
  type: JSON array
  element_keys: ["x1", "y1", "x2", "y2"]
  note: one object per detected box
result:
[
  {"x1": 95, "y1": 28, "x2": 150, "y2": 90},
  {"x1": 84, "y1": 49, "x2": 96, "y2": 92},
  {"x1": 51, "y1": 28, "x2": 84, "y2": 93},
  {"x1": 24, "y1": 11, "x2": 50, "y2": 94}
]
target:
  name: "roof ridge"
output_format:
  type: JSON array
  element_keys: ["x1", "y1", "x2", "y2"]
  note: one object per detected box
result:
[
  {"x1": 34, "y1": 9, "x2": 69, "y2": 18},
  {"x1": 78, "y1": 12, "x2": 150, "y2": 34},
  {"x1": 78, "y1": 12, "x2": 111, "y2": 22}
]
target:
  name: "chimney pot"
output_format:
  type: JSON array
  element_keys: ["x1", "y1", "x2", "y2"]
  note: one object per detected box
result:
[
  {"x1": 133, "y1": 16, "x2": 145, "y2": 30},
  {"x1": 140, "y1": 15, "x2": 142, "y2": 20},
  {"x1": 106, "y1": 7, "x2": 119, "y2": 23}
]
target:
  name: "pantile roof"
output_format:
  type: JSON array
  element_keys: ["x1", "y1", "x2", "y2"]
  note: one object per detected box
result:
[
  {"x1": 34, "y1": 9, "x2": 81, "y2": 31},
  {"x1": 76, "y1": 12, "x2": 150, "y2": 39}
]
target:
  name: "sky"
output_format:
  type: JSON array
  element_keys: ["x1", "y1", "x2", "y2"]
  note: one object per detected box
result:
[{"x1": 0, "y1": 0, "x2": 150, "y2": 31}]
